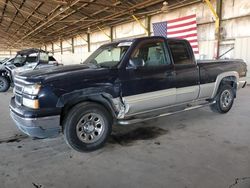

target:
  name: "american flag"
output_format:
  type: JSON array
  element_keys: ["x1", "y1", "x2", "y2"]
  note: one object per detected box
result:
[{"x1": 153, "y1": 14, "x2": 199, "y2": 54}]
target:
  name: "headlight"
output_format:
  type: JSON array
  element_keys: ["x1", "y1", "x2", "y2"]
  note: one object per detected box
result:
[
  {"x1": 23, "y1": 84, "x2": 41, "y2": 95},
  {"x1": 22, "y1": 98, "x2": 39, "y2": 109}
]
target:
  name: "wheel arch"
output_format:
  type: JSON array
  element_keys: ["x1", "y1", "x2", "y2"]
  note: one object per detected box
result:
[
  {"x1": 0, "y1": 69, "x2": 8, "y2": 77},
  {"x1": 211, "y1": 71, "x2": 239, "y2": 99},
  {"x1": 58, "y1": 92, "x2": 118, "y2": 126}
]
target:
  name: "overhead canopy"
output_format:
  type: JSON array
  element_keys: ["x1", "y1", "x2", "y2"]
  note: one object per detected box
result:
[
  {"x1": 0, "y1": 0, "x2": 201, "y2": 49},
  {"x1": 17, "y1": 48, "x2": 46, "y2": 55}
]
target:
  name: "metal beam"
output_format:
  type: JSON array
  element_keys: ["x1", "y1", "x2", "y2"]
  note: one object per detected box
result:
[
  {"x1": 79, "y1": 1, "x2": 127, "y2": 9},
  {"x1": 147, "y1": 16, "x2": 151, "y2": 36},
  {"x1": 87, "y1": 33, "x2": 90, "y2": 52},
  {"x1": 51, "y1": 0, "x2": 163, "y2": 38},
  {"x1": 110, "y1": 26, "x2": 113, "y2": 42},
  {"x1": 60, "y1": 39, "x2": 63, "y2": 55},
  {"x1": 51, "y1": 42, "x2": 54, "y2": 55},
  {"x1": 204, "y1": 0, "x2": 221, "y2": 59},
  {"x1": 12, "y1": 2, "x2": 44, "y2": 36},
  {"x1": 0, "y1": 0, "x2": 8, "y2": 24},
  {"x1": 216, "y1": 0, "x2": 222, "y2": 59},
  {"x1": 71, "y1": 38, "x2": 74, "y2": 53},
  {"x1": 0, "y1": 0, "x2": 44, "y2": 21},
  {"x1": 7, "y1": 0, "x2": 27, "y2": 32},
  {"x1": 9, "y1": 0, "x2": 82, "y2": 48},
  {"x1": 204, "y1": 0, "x2": 220, "y2": 33},
  {"x1": 97, "y1": 26, "x2": 111, "y2": 39},
  {"x1": 34, "y1": 0, "x2": 95, "y2": 37},
  {"x1": 132, "y1": 14, "x2": 149, "y2": 36}
]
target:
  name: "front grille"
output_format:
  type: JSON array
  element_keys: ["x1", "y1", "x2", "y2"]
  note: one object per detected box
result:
[
  {"x1": 14, "y1": 83, "x2": 24, "y2": 106},
  {"x1": 15, "y1": 93, "x2": 22, "y2": 106},
  {"x1": 15, "y1": 84, "x2": 23, "y2": 94}
]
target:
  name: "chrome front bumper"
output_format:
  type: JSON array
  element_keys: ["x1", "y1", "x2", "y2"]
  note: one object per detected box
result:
[{"x1": 10, "y1": 110, "x2": 61, "y2": 138}]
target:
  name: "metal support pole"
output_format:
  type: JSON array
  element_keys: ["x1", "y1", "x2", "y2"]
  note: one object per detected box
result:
[
  {"x1": 60, "y1": 39, "x2": 63, "y2": 55},
  {"x1": 87, "y1": 33, "x2": 90, "y2": 52},
  {"x1": 110, "y1": 26, "x2": 113, "y2": 42},
  {"x1": 204, "y1": 0, "x2": 221, "y2": 59},
  {"x1": 216, "y1": 0, "x2": 222, "y2": 59},
  {"x1": 147, "y1": 16, "x2": 151, "y2": 36},
  {"x1": 51, "y1": 42, "x2": 54, "y2": 55},
  {"x1": 71, "y1": 37, "x2": 75, "y2": 53}
]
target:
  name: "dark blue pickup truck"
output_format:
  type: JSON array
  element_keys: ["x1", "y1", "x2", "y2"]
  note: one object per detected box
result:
[{"x1": 10, "y1": 36, "x2": 247, "y2": 152}]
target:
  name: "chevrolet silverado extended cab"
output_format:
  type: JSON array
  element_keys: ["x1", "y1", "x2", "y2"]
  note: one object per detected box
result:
[{"x1": 10, "y1": 36, "x2": 247, "y2": 152}]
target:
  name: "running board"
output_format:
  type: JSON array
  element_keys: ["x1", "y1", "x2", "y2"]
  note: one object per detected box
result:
[{"x1": 117, "y1": 101, "x2": 216, "y2": 125}]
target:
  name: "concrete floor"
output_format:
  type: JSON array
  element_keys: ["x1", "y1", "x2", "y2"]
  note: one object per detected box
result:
[{"x1": 0, "y1": 87, "x2": 250, "y2": 188}]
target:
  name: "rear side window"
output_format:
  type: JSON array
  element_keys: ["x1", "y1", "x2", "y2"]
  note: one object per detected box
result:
[
  {"x1": 26, "y1": 56, "x2": 37, "y2": 63},
  {"x1": 131, "y1": 41, "x2": 169, "y2": 67},
  {"x1": 168, "y1": 41, "x2": 193, "y2": 65},
  {"x1": 49, "y1": 56, "x2": 56, "y2": 61}
]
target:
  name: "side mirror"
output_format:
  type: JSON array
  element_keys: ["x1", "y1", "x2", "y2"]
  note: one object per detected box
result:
[
  {"x1": 127, "y1": 58, "x2": 145, "y2": 69},
  {"x1": 38, "y1": 52, "x2": 49, "y2": 64}
]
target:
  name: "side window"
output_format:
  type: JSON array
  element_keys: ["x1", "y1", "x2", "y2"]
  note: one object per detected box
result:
[
  {"x1": 26, "y1": 56, "x2": 37, "y2": 63},
  {"x1": 39, "y1": 52, "x2": 49, "y2": 63},
  {"x1": 168, "y1": 41, "x2": 193, "y2": 65},
  {"x1": 49, "y1": 56, "x2": 56, "y2": 61},
  {"x1": 131, "y1": 41, "x2": 169, "y2": 67}
]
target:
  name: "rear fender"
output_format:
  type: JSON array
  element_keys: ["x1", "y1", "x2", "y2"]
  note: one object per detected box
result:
[{"x1": 211, "y1": 71, "x2": 239, "y2": 98}]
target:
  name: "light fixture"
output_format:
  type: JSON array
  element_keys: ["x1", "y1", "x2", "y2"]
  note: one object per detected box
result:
[
  {"x1": 161, "y1": 1, "x2": 169, "y2": 13},
  {"x1": 87, "y1": 27, "x2": 91, "y2": 34}
]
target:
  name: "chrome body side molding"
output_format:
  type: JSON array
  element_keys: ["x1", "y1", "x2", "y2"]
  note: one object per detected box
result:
[{"x1": 117, "y1": 101, "x2": 216, "y2": 125}]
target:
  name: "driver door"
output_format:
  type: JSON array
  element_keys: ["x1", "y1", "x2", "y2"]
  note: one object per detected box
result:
[{"x1": 120, "y1": 39, "x2": 176, "y2": 115}]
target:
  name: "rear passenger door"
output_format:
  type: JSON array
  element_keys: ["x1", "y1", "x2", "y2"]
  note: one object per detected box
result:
[{"x1": 168, "y1": 40, "x2": 199, "y2": 103}]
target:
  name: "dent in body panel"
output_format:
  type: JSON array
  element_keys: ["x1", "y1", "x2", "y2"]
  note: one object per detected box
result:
[
  {"x1": 211, "y1": 71, "x2": 239, "y2": 98},
  {"x1": 112, "y1": 97, "x2": 128, "y2": 119}
]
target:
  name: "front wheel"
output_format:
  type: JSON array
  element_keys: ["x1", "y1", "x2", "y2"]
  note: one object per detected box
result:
[
  {"x1": 63, "y1": 102, "x2": 112, "y2": 152},
  {"x1": 210, "y1": 84, "x2": 235, "y2": 114},
  {"x1": 0, "y1": 76, "x2": 10, "y2": 92}
]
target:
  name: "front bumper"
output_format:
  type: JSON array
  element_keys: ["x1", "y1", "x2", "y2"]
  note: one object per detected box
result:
[
  {"x1": 10, "y1": 98, "x2": 61, "y2": 138},
  {"x1": 238, "y1": 77, "x2": 247, "y2": 89}
]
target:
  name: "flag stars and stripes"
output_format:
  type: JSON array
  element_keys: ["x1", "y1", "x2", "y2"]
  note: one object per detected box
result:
[{"x1": 153, "y1": 14, "x2": 199, "y2": 54}]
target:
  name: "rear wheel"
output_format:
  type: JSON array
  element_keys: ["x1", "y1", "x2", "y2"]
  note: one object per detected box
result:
[
  {"x1": 210, "y1": 84, "x2": 234, "y2": 113},
  {"x1": 63, "y1": 102, "x2": 112, "y2": 152},
  {"x1": 0, "y1": 76, "x2": 10, "y2": 92}
]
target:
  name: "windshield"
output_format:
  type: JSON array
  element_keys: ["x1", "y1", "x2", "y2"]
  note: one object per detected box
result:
[
  {"x1": 85, "y1": 43, "x2": 130, "y2": 68},
  {"x1": 13, "y1": 53, "x2": 38, "y2": 66},
  {"x1": 13, "y1": 54, "x2": 27, "y2": 65}
]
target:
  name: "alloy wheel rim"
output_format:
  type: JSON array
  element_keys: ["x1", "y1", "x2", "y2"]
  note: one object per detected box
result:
[
  {"x1": 76, "y1": 113, "x2": 105, "y2": 143},
  {"x1": 220, "y1": 89, "x2": 233, "y2": 108}
]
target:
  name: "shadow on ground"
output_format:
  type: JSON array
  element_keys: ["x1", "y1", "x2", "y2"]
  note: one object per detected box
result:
[{"x1": 109, "y1": 126, "x2": 168, "y2": 146}]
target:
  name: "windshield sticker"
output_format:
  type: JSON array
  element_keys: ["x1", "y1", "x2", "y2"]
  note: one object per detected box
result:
[{"x1": 118, "y1": 42, "x2": 132, "y2": 47}]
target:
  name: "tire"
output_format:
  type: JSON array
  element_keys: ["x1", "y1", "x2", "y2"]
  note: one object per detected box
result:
[
  {"x1": 210, "y1": 84, "x2": 234, "y2": 114},
  {"x1": 0, "y1": 76, "x2": 10, "y2": 92},
  {"x1": 63, "y1": 102, "x2": 112, "y2": 152}
]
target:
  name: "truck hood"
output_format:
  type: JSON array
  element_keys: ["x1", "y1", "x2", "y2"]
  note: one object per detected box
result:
[{"x1": 16, "y1": 64, "x2": 105, "y2": 83}]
